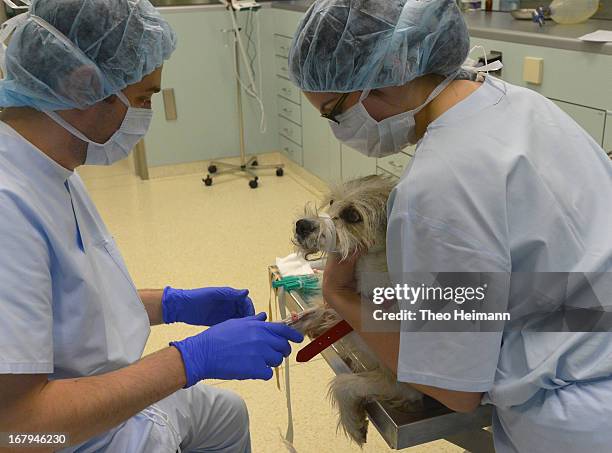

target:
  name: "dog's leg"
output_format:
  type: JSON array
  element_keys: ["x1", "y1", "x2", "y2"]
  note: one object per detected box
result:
[
  {"x1": 290, "y1": 305, "x2": 342, "y2": 338},
  {"x1": 328, "y1": 370, "x2": 387, "y2": 446},
  {"x1": 329, "y1": 369, "x2": 424, "y2": 446}
]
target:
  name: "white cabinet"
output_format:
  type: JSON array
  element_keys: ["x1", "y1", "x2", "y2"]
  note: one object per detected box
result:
[
  {"x1": 270, "y1": 8, "x2": 374, "y2": 186},
  {"x1": 274, "y1": 30, "x2": 303, "y2": 165},
  {"x1": 552, "y1": 100, "x2": 607, "y2": 145},
  {"x1": 341, "y1": 145, "x2": 377, "y2": 181},
  {"x1": 301, "y1": 93, "x2": 342, "y2": 183}
]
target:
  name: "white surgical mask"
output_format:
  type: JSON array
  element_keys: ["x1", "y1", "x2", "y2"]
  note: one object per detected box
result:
[
  {"x1": 45, "y1": 91, "x2": 153, "y2": 166},
  {"x1": 330, "y1": 75, "x2": 456, "y2": 158}
]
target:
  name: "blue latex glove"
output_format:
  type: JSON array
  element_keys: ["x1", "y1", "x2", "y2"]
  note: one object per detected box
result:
[
  {"x1": 162, "y1": 286, "x2": 255, "y2": 326},
  {"x1": 171, "y1": 312, "x2": 304, "y2": 387}
]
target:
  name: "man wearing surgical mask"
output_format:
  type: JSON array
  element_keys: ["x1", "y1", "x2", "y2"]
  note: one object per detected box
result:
[
  {"x1": 0, "y1": 1, "x2": 302, "y2": 452},
  {"x1": 290, "y1": 1, "x2": 612, "y2": 452}
]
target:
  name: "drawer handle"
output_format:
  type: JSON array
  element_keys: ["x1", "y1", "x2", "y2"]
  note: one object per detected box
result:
[
  {"x1": 284, "y1": 147, "x2": 291, "y2": 152},
  {"x1": 281, "y1": 67, "x2": 288, "y2": 72},
  {"x1": 282, "y1": 88, "x2": 291, "y2": 93},
  {"x1": 283, "y1": 108, "x2": 292, "y2": 114},
  {"x1": 283, "y1": 128, "x2": 292, "y2": 135}
]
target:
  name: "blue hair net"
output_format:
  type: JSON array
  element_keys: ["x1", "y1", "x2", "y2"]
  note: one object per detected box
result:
[
  {"x1": 0, "y1": 0, "x2": 177, "y2": 111},
  {"x1": 289, "y1": 0, "x2": 470, "y2": 93}
]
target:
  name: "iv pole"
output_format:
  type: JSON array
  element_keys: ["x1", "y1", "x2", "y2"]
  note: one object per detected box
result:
[{"x1": 204, "y1": 3, "x2": 284, "y2": 189}]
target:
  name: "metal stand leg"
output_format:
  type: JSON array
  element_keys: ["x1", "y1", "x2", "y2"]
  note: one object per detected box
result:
[{"x1": 204, "y1": 14, "x2": 284, "y2": 189}]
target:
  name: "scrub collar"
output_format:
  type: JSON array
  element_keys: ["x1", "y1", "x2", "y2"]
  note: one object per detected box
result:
[{"x1": 0, "y1": 120, "x2": 73, "y2": 181}]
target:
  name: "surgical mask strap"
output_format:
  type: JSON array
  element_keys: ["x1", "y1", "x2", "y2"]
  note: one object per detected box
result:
[
  {"x1": 115, "y1": 91, "x2": 131, "y2": 108},
  {"x1": 359, "y1": 72, "x2": 456, "y2": 117},
  {"x1": 44, "y1": 91, "x2": 131, "y2": 145},
  {"x1": 462, "y1": 45, "x2": 504, "y2": 82},
  {"x1": 45, "y1": 111, "x2": 94, "y2": 143},
  {"x1": 0, "y1": 13, "x2": 29, "y2": 77},
  {"x1": 412, "y1": 74, "x2": 456, "y2": 116}
]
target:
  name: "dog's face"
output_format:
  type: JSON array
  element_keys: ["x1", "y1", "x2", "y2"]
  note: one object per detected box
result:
[{"x1": 294, "y1": 175, "x2": 395, "y2": 260}]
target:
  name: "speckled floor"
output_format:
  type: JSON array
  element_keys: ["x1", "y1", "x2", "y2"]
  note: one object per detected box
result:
[{"x1": 78, "y1": 156, "x2": 462, "y2": 453}]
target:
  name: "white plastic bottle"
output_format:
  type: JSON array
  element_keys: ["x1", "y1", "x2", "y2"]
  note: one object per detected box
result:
[{"x1": 550, "y1": 0, "x2": 599, "y2": 24}]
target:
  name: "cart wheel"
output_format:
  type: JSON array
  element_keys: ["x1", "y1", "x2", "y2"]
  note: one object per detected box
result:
[
  {"x1": 249, "y1": 179, "x2": 258, "y2": 189},
  {"x1": 276, "y1": 168, "x2": 284, "y2": 177},
  {"x1": 251, "y1": 160, "x2": 258, "y2": 166},
  {"x1": 203, "y1": 176, "x2": 213, "y2": 186},
  {"x1": 208, "y1": 165, "x2": 217, "y2": 174}
]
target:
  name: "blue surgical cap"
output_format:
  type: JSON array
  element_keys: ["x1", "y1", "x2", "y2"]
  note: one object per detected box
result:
[
  {"x1": 289, "y1": 0, "x2": 470, "y2": 93},
  {"x1": 0, "y1": 0, "x2": 177, "y2": 111}
]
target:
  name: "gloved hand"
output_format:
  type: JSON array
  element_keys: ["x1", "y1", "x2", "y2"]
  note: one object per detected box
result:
[
  {"x1": 171, "y1": 313, "x2": 304, "y2": 387},
  {"x1": 162, "y1": 286, "x2": 255, "y2": 326}
]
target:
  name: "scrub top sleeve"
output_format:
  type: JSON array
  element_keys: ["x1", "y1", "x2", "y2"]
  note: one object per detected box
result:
[
  {"x1": 389, "y1": 211, "x2": 509, "y2": 392},
  {"x1": 0, "y1": 193, "x2": 53, "y2": 374}
]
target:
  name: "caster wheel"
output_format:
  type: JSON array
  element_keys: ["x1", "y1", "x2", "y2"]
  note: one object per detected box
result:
[
  {"x1": 203, "y1": 176, "x2": 213, "y2": 187},
  {"x1": 208, "y1": 165, "x2": 217, "y2": 174},
  {"x1": 249, "y1": 179, "x2": 258, "y2": 189},
  {"x1": 251, "y1": 160, "x2": 258, "y2": 166},
  {"x1": 276, "y1": 168, "x2": 284, "y2": 177}
]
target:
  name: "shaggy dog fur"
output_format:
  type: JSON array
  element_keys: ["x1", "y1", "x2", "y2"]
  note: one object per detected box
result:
[{"x1": 291, "y1": 175, "x2": 423, "y2": 445}]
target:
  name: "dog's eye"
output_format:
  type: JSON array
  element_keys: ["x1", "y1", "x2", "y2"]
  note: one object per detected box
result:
[
  {"x1": 329, "y1": 200, "x2": 334, "y2": 206},
  {"x1": 340, "y1": 207, "x2": 362, "y2": 224}
]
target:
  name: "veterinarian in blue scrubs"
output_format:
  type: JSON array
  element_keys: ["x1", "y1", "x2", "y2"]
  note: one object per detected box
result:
[
  {"x1": 289, "y1": 0, "x2": 612, "y2": 452},
  {"x1": 0, "y1": 1, "x2": 302, "y2": 451}
]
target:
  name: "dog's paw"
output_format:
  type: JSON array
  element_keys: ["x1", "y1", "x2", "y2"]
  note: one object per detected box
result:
[
  {"x1": 342, "y1": 417, "x2": 368, "y2": 446},
  {"x1": 291, "y1": 306, "x2": 342, "y2": 338}
]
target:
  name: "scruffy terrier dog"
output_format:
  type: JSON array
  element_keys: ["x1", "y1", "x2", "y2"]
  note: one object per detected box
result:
[{"x1": 291, "y1": 175, "x2": 423, "y2": 446}]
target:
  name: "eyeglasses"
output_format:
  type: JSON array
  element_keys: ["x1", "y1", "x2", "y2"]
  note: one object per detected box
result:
[{"x1": 320, "y1": 93, "x2": 350, "y2": 124}]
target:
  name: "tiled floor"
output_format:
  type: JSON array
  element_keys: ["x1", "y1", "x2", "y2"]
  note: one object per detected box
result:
[{"x1": 78, "y1": 157, "x2": 462, "y2": 453}]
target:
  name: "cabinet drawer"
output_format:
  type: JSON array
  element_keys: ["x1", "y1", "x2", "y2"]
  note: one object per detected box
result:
[
  {"x1": 377, "y1": 152, "x2": 413, "y2": 178},
  {"x1": 552, "y1": 100, "x2": 606, "y2": 146},
  {"x1": 274, "y1": 34, "x2": 292, "y2": 58},
  {"x1": 277, "y1": 96, "x2": 302, "y2": 125},
  {"x1": 279, "y1": 116, "x2": 302, "y2": 146},
  {"x1": 280, "y1": 135, "x2": 303, "y2": 165},
  {"x1": 277, "y1": 77, "x2": 301, "y2": 105},
  {"x1": 276, "y1": 56, "x2": 290, "y2": 79}
]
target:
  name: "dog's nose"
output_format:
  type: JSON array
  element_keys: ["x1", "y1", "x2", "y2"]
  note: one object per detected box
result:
[{"x1": 296, "y1": 219, "x2": 315, "y2": 237}]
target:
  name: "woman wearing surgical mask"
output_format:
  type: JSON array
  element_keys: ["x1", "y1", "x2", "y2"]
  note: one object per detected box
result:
[
  {"x1": 289, "y1": 1, "x2": 612, "y2": 453},
  {"x1": 0, "y1": 1, "x2": 303, "y2": 452}
]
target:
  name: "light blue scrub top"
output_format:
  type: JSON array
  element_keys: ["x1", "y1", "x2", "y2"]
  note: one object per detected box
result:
[
  {"x1": 387, "y1": 76, "x2": 612, "y2": 452},
  {"x1": 0, "y1": 121, "x2": 150, "y2": 379}
]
